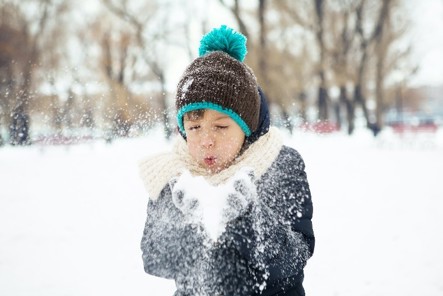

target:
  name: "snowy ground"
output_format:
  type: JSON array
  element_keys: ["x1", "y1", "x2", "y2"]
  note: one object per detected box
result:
[{"x1": 1, "y1": 127, "x2": 443, "y2": 296}]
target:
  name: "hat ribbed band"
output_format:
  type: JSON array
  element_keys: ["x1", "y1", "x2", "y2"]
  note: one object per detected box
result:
[{"x1": 177, "y1": 102, "x2": 252, "y2": 137}]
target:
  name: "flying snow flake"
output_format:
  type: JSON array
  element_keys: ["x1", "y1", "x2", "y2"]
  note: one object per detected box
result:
[{"x1": 180, "y1": 78, "x2": 194, "y2": 100}]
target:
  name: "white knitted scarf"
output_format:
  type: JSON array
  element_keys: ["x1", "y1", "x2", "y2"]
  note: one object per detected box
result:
[{"x1": 139, "y1": 127, "x2": 283, "y2": 200}]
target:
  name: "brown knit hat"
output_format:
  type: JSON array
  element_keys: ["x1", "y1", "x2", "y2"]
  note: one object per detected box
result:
[{"x1": 176, "y1": 25, "x2": 260, "y2": 137}]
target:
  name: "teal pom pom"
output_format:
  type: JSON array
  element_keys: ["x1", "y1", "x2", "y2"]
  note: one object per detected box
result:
[{"x1": 198, "y1": 25, "x2": 247, "y2": 62}]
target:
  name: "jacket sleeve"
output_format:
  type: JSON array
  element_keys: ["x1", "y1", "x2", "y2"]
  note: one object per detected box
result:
[
  {"x1": 288, "y1": 150, "x2": 315, "y2": 256},
  {"x1": 259, "y1": 146, "x2": 314, "y2": 256},
  {"x1": 224, "y1": 147, "x2": 315, "y2": 273},
  {"x1": 140, "y1": 185, "x2": 206, "y2": 279}
]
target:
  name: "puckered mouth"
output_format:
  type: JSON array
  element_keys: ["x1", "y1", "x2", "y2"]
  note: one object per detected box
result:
[{"x1": 203, "y1": 156, "x2": 217, "y2": 166}]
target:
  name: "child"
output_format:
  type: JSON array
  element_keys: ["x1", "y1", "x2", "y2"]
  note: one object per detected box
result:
[{"x1": 139, "y1": 25, "x2": 314, "y2": 296}]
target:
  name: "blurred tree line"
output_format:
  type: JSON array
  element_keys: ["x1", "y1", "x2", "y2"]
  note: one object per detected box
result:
[{"x1": 0, "y1": 0, "x2": 422, "y2": 146}]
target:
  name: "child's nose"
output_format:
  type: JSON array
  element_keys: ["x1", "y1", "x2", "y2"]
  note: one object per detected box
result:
[{"x1": 200, "y1": 131, "x2": 215, "y2": 148}]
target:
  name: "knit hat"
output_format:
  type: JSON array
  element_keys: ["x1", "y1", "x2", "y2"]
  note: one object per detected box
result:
[{"x1": 176, "y1": 25, "x2": 260, "y2": 137}]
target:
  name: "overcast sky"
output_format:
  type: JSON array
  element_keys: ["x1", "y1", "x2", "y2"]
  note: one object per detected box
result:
[{"x1": 407, "y1": 0, "x2": 443, "y2": 86}]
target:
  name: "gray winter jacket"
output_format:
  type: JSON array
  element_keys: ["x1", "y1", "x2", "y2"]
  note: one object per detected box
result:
[{"x1": 140, "y1": 145, "x2": 314, "y2": 296}]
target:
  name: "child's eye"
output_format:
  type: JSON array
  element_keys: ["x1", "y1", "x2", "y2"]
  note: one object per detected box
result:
[
  {"x1": 215, "y1": 125, "x2": 228, "y2": 130},
  {"x1": 188, "y1": 125, "x2": 200, "y2": 131}
]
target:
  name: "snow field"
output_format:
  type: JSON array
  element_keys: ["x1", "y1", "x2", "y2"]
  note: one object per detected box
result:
[{"x1": 1, "y1": 127, "x2": 442, "y2": 296}]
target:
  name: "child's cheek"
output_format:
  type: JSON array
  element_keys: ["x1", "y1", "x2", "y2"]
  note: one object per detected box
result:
[{"x1": 189, "y1": 141, "x2": 208, "y2": 163}]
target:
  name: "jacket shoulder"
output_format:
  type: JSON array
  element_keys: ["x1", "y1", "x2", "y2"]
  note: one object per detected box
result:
[{"x1": 271, "y1": 145, "x2": 306, "y2": 173}]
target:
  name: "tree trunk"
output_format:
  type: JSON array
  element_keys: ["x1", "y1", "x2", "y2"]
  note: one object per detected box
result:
[
  {"x1": 374, "y1": 52, "x2": 384, "y2": 136},
  {"x1": 258, "y1": 0, "x2": 267, "y2": 78},
  {"x1": 340, "y1": 85, "x2": 354, "y2": 135},
  {"x1": 318, "y1": 83, "x2": 328, "y2": 120},
  {"x1": 218, "y1": 0, "x2": 250, "y2": 39},
  {"x1": 9, "y1": 105, "x2": 30, "y2": 146},
  {"x1": 9, "y1": 67, "x2": 32, "y2": 145},
  {"x1": 233, "y1": 0, "x2": 250, "y2": 38},
  {"x1": 373, "y1": 0, "x2": 391, "y2": 136},
  {"x1": 281, "y1": 108, "x2": 293, "y2": 134},
  {"x1": 353, "y1": 84, "x2": 371, "y2": 129},
  {"x1": 353, "y1": 19, "x2": 371, "y2": 133},
  {"x1": 335, "y1": 86, "x2": 347, "y2": 129},
  {"x1": 353, "y1": 0, "x2": 391, "y2": 136},
  {"x1": 298, "y1": 91, "x2": 308, "y2": 123},
  {"x1": 395, "y1": 85, "x2": 403, "y2": 118},
  {"x1": 315, "y1": 0, "x2": 329, "y2": 121},
  {"x1": 158, "y1": 72, "x2": 172, "y2": 139}
]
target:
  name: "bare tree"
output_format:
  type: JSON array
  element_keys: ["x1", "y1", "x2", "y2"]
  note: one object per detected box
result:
[
  {"x1": 373, "y1": 0, "x2": 392, "y2": 134},
  {"x1": 102, "y1": 0, "x2": 176, "y2": 138},
  {"x1": 350, "y1": 0, "x2": 388, "y2": 134},
  {"x1": 372, "y1": 0, "x2": 413, "y2": 133},
  {"x1": 33, "y1": 0, "x2": 78, "y2": 137},
  {"x1": 328, "y1": 0, "x2": 357, "y2": 133},
  {"x1": 218, "y1": 0, "x2": 415, "y2": 135},
  {"x1": 273, "y1": 0, "x2": 331, "y2": 122},
  {"x1": 219, "y1": 0, "x2": 296, "y2": 129},
  {"x1": 326, "y1": 0, "x2": 412, "y2": 135},
  {"x1": 258, "y1": 0, "x2": 269, "y2": 87},
  {"x1": 0, "y1": 2, "x2": 39, "y2": 145},
  {"x1": 0, "y1": 0, "x2": 419, "y2": 143},
  {"x1": 0, "y1": 0, "x2": 69, "y2": 145},
  {"x1": 100, "y1": 30, "x2": 134, "y2": 137},
  {"x1": 313, "y1": 0, "x2": 330, "y2": 121},
  {"x1": 0, "y1": 4, "x2": 28, "y2": 144},
  {"x1": 218, "y1": 0, "x2": 251, "y2": 38}
]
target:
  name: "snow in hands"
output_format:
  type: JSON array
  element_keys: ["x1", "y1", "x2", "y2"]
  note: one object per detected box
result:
[{"x1": 170, "y1": 167, "x2": 257, "y2": 242}]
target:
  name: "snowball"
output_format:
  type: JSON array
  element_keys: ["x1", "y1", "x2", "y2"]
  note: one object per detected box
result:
[{"x1": 170, "y1": 167, "x2": 256, "y2": 242}]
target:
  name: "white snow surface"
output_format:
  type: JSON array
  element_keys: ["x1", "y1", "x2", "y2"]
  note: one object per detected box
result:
[{"x1": 1, "y1": 127, "x2": 443, "y2": 296}]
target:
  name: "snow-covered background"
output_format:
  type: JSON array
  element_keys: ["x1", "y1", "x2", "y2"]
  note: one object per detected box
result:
[{"x1": 1, "y1": 127, "x2": 443, "y2": 296}]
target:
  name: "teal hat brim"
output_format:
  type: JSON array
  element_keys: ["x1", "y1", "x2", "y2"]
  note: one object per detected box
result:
[{"x1": 177, "y1": 102, "x2": 251, "y2": 137}]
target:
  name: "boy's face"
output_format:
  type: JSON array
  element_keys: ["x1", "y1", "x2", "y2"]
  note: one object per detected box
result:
[{"x1": 183, "y1": 109, "x2": 245, "y2": 174}]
